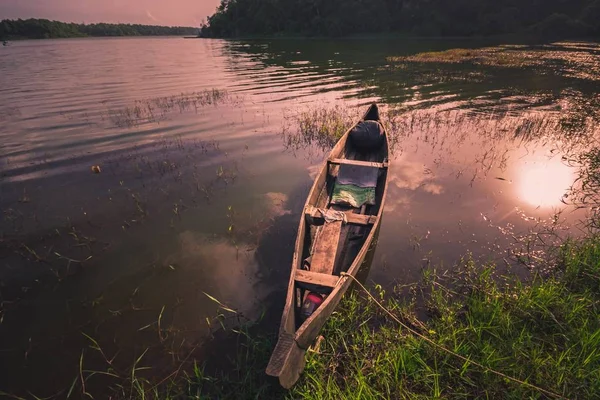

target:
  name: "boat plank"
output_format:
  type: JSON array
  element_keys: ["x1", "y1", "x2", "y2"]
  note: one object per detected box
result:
[
  {"x1": 308, "y1": 220, "x2": 343, "y2": 275},
  {"x1": 305, "y1": 205, "x2": 377, "y2": 226},
  {"x1": 329, "y1": 158, "x2": 388, "y2": 169},
  {"x1": 295, "y1": 269, "x2": 339, "y2": 288},
  {"x1": 265, "y1": 332, "x2": 306, "y2": 389}
]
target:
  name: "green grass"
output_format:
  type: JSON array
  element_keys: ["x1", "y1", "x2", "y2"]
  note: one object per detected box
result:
[{"x1": 172, "y1": 237, "x2": 600, "y2": 399}]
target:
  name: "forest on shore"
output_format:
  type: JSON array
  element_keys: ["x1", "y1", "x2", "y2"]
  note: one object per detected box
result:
[
  {"x1": 200, "y1": 0, "x2": 600, "y2": 38},
  {"x1": 0, "y1": 19, "x2": 198, "y2": 40}
]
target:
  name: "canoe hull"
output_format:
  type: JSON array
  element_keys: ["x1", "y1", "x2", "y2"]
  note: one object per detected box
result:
[{"x1": 267, "y1": 103, "x2": 390, "y2": 387}]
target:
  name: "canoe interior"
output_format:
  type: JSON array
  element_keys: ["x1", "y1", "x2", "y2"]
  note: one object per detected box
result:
[
  {"x1": 266, "y1": 103, "x2": 389, "y2": 387},
  {"x1": 293, "y1": 103, "x2": 388, "y2": 330}
]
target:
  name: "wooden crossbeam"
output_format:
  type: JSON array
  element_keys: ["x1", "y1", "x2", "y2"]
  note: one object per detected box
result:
[
  {"x1": 305, "y1": 206, "x2": 377, "y2": 226},
  {"x1": 295, "y1": 269, "x2": 340, "y2": 288},
  {"x1": 328, "y1": 158, "x2": 388, "y2": 169}
]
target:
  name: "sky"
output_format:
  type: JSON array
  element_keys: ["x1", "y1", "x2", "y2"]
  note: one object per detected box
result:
[{"x1": 0, "y1": 0, "x2": 222, "y2": 27}]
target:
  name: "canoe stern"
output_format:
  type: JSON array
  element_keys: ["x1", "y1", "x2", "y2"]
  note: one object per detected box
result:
[{"x1": 265, "y1": 332, "x2": 306, "y2": 389}]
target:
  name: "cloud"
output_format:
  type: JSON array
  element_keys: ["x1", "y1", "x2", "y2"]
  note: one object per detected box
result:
[
  {"x1": 1, "y1": 0, "x2": 222, "y2": 26},
  {"x1": 422, "y1": 183, "x2": 444, "y2": 195},
  {"x1": 389, "y1": 157, "x2": 444, "y2": 195},
  {"x1": 263, "y1": 192, "x2": 292, "y2": 218},
  {"x1": 146, "y1": 10, "x2": 159, "y2": 22},
  {"x1": 384, "y1": 194, "x2": 411, "y2": 212},
  {"x1": 173, "y1": 231, "x2": 268, "y2": 317}
]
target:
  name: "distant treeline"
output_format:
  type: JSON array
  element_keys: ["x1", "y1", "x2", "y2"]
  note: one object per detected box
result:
[
  {"x1": 200, "y1": 0, "x2": 600, "y2": 38},
  {"x1": 0, "y1": 19, "x2": 198, "y2": 40}
]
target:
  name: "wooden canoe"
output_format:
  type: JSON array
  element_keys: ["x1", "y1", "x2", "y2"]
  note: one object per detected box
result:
[{"x1": 266, "y1": 103, "x2": 390, "y2": 388}]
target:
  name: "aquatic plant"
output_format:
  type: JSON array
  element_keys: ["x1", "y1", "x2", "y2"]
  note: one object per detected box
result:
[
  {"x1": 0, "y1": 134, "x2": 241, "y2": 394},
  {"x1": 388, "y1": 42, "x2": 600, "y2": 82},
  {"x1": 568, "y1": 146, "x2": 600, "y2": 230},
  {"x1": 281, "y1": 98, "x2": 598, "y2": 171},
  {"x1": 281, "y1": 104, "x2": 358, "y2": 153},
  {"x1": 104, "y1": 89, "x2": 240, "y2": 128},
  {"x1": 388, "y1": 46, "x2": 541, "y2": 67}
]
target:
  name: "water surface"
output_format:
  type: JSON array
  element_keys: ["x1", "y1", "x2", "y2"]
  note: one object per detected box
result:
[{"x1": 1, "y1": 37, "x2": 599, "y2": 396}]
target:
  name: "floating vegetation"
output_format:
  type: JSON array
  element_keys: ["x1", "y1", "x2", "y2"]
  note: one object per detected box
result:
[
  {"x1": 389, "y1": 46, "x2": 541, "y2": 67},
  {"x1": 102, "y1": 89, "x2": 241, "y2": 128},
  {"x1": 388, "y1": 105, "x2": 596, "y2": 149},
  {"x1": 388, "y1": 42, "x2": 600, "y2": 82}
]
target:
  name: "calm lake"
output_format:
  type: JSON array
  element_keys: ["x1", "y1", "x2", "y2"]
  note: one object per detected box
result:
[{"x1": 1, "y1": 37, "x2": 599, "y2": 396}]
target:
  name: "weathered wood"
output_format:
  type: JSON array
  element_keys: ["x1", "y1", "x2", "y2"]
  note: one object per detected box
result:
[
  {"x1": 278, "y1": 344, "x2": 306, "y2": 389},
  {"x1": 305, "y1": 205, "x2": 377, "y2": 226},
  {"x1": 295, "y1": 224, "x2": 384, "y2": 349},
  {"x1": 295, "y1": 269, "x2": 340, "y2": 288},
  {"x1": 296, "y1": 149, "x2": 384, "y2": 349},
  {"x1": 267, "y1": 103, "x2": 390, "y2": 388},
  {"x1": 280, "y1": 207, "x2": 307, "y2": 337},
  {"x1": 265, "y1": 332, "x2": 306, "y2": 388},
  {"x1": 266, "y1": 332, "x2": 295, "y2": 376},
  {"x1": 295, "y1": 276, "x2": 351, "y2": 349},
  {"x1": 309, "y1": 220, "x2": 342, "y2": 275},
  {"x1": 328, "y1": 158, "x2": 388, "y2": 169}
]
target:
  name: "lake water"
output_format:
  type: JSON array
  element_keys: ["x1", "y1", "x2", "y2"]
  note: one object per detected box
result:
[{"x1": 1, "y1": 37, "x2": 599, "y2": 396}]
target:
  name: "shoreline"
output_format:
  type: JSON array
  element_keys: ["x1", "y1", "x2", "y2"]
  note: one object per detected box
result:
[
  {"x1": 2, "y1": 35, "x2": 197, "y2": 41},
  {"x1": 196, "y1": 31, "x2": 600, "y2": 41},
  {"x1": 189, "y1": 233, "x2": 600, "y2": 399}
]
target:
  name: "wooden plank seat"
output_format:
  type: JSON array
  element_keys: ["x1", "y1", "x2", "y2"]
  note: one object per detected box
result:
[
  {"x1": 295, "y1": 269, "x2": 340, "y2": 288},
  {"x1": 328, "y1": 158, "x2": 388, "y2": 169},
  {"x1": 308, "y1": 220, "x2": 343, "y2": 275},
  {"x1": 305, "y1": 205, "x2": 377, "y2": 226}
]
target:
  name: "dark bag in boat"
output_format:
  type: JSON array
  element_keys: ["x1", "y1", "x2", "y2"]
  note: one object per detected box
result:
[{"x1": 349, "y1": 120, "x2": 384, "y2": 151}]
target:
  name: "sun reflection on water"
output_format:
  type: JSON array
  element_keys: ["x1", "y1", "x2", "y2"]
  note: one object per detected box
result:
[{"x1": 517, "y1": 157, "x2": 575, "y2": 208}]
